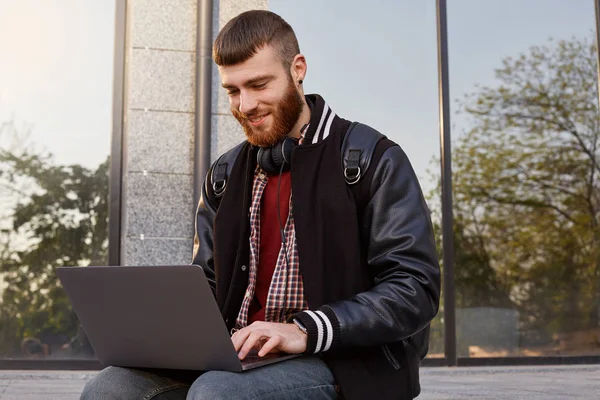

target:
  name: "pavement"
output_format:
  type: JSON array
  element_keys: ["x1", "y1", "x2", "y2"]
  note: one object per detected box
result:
[
  {"x1": 0, "y1": 364, "x2": 597, "y2": 399},
  {"x1": 419, "y1": 365, "x2": 599, "y2": 399}
]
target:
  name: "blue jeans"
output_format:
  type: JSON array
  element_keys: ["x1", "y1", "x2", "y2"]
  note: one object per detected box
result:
[{"x1": 81, "y1": 356, "x2": 337, "y2": 400}]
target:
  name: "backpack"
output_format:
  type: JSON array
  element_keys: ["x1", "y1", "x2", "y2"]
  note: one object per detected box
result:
[{"x1": 208, "y1": 122, "x2": 396, "y2": 212}]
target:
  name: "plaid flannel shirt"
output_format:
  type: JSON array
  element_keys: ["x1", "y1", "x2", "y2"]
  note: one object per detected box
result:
[{"x1": 234, "y1": 166, "x2": 309, "y2": 328}]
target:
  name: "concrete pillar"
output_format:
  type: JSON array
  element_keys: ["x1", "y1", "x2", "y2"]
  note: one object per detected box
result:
[
  {"x1": 121, "y1": 0, "x2": 266, "y2": 265},
  {"x1": 211, "y1": 0, "x2": 268, "y2": 160}
]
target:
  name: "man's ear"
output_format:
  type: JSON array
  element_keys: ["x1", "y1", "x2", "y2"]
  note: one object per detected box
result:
[{"x1": 291, "y1": 54, "x2": 307, "y2": 85}]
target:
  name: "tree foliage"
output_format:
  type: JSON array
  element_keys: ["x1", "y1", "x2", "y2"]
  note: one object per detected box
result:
[
  {"x1": 0, "y1": 121, "x2": 108, "y2": 356},
  {"x1": 445, "y1": 34, "x2": 599, "y2": 347}
]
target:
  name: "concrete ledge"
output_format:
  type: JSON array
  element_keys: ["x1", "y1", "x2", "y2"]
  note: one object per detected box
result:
[{"x1": 0, "y1": 365, "x2": 597, "y2": 399}]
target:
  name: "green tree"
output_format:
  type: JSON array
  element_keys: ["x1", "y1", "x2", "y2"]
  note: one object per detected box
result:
[
  {"x1": 445, "y1": 34, "x2": 599, "y2": 348},
  {"x1": 0, "y1": 121, "x2": 108, "y2": 356}
]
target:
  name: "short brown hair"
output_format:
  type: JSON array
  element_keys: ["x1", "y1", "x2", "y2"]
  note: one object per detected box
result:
[{"x1": 213, "y1": 10, "x2": 300, "y2": 71}]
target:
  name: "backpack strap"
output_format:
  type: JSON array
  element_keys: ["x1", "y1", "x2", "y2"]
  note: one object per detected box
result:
[
  {"x1": 211, "y1": 158, "x2": 228, "y2": 197},
  {"x1": 342, "y1": 123, "x2": 377, "y2": 185},
  {"x1": 341, "y1": 122, "x2": 397, "y2": 216},
  {"x1": 206, "y1": 142, "x2": 246, "y2": 209},
  {"x1": 341, "y1": 122, "x2": 388, "y2": 185}
]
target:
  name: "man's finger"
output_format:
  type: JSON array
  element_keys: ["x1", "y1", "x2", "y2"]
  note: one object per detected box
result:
[
  {"x1": 238, "y1": 330, "x2": 264, "y2": 360},
  {"x1": 231, "y1": 328, "x2": 252, "y2": 352},
  {"x1": 258, "y1": 335, "x2": 281, "y2": 357}
]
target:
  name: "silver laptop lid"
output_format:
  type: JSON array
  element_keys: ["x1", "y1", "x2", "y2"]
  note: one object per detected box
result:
[{"x1": 57, "y1": 265, "x2": 243, "y2": 372}]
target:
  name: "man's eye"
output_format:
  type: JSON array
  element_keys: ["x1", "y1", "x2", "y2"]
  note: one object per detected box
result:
[
  {"x1": 254, "y1": 83, "x2": 267, "y2": 89},
  {"x1": 227, "y1": 90, "x2": 239, "y2": 96}
]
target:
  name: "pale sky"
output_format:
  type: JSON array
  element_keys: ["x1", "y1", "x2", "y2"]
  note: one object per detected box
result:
[
  {"x1": 0, "y1": 0, "x2": 115, "y2": 169},
  {"x1": 0, "y1": 0, "x2": 597, "y2": 196},
  {"x1": 271, "y1": 0, "x2": 597, "y2": 195}
]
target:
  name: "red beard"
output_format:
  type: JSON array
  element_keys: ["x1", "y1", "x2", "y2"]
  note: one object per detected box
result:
[{"x1": 232, "y1": 79, "x2": 303, "y2": 148}]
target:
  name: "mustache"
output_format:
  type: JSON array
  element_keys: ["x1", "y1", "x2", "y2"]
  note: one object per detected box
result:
[{"x1": 232, "y1": 109, "x2": 264, "y2": 121}]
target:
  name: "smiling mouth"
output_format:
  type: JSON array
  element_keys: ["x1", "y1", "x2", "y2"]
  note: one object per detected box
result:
[{"x1": 248, "y1": 114, "x2": 268, "y2": 126}]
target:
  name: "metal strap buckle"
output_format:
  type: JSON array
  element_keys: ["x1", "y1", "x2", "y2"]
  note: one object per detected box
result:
[
  {"x1": 212, "y1": 179, "x2": 226, "y2": 196},
  {"x1": 344, "y1": 166, "x2": 361, "y2": 185}
]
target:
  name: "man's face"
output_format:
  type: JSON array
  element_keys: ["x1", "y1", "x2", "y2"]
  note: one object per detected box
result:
[{"x1": 219, "y1": 45, "x2": 303, "y2": 148}]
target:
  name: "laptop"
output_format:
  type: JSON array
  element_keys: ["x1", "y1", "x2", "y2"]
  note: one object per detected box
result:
[{"x1": 56, "y1": 264, "x2": 298, "y2": 372}]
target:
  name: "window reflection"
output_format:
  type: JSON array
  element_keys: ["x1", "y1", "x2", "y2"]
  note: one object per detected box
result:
[
  {"x1": 0, "y1": 1, "x2": 114, "y2": 359},
  {"x1": 448, "y1": 0, "x2": 599, "y2": 357}
]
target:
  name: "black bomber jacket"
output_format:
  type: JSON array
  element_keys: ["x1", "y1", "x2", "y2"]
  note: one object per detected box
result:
[{"x1": 192, "y1": 94, "x2": 441, "y2": 400}]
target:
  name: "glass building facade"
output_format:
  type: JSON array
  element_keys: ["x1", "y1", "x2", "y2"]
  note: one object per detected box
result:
[
  {"x1": 0, "y1": 0, "x2": 598, "y2": 368},
  {"x1": 0, "y1": 1, "x2": 115, "y2": 361},
  {"x1": 446, "y1": 0, "x2": 599, "y2": 360}
]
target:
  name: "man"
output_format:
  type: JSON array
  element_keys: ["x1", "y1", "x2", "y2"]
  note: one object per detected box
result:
[{"x1": 82, "y1": 10, "x2": 440, "y2": 400}]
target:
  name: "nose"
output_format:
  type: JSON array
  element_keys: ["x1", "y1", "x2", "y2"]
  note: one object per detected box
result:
[{"x1": 239, "y1": 90, "x2": 258, "y2": 115}]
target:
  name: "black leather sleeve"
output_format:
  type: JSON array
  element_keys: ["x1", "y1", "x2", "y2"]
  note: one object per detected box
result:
[
  {"x1": 296, "y1": 145, "x2": 441, "y2": 351},
  {"x1": 191, "y1": 172, "x2": 218, "y2": 297}
]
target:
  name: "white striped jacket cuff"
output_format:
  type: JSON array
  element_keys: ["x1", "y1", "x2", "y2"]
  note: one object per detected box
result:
[{"x1": 292, "y1": 306, "x2": 340, "y2": 354}]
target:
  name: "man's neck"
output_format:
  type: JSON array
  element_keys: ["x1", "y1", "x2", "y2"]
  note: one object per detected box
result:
[{"x1": 288, "y1": 101, "x2": 311, "y2": 140}]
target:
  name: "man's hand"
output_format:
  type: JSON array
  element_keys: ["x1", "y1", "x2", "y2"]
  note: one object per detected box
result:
[{"x1": 231, "y1": 321, "x2": 307, "y2": 360}]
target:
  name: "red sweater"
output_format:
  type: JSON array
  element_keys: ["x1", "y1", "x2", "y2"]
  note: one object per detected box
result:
[{"x1": 248, "y1": 172, "x2": 291, "y2": 323}]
